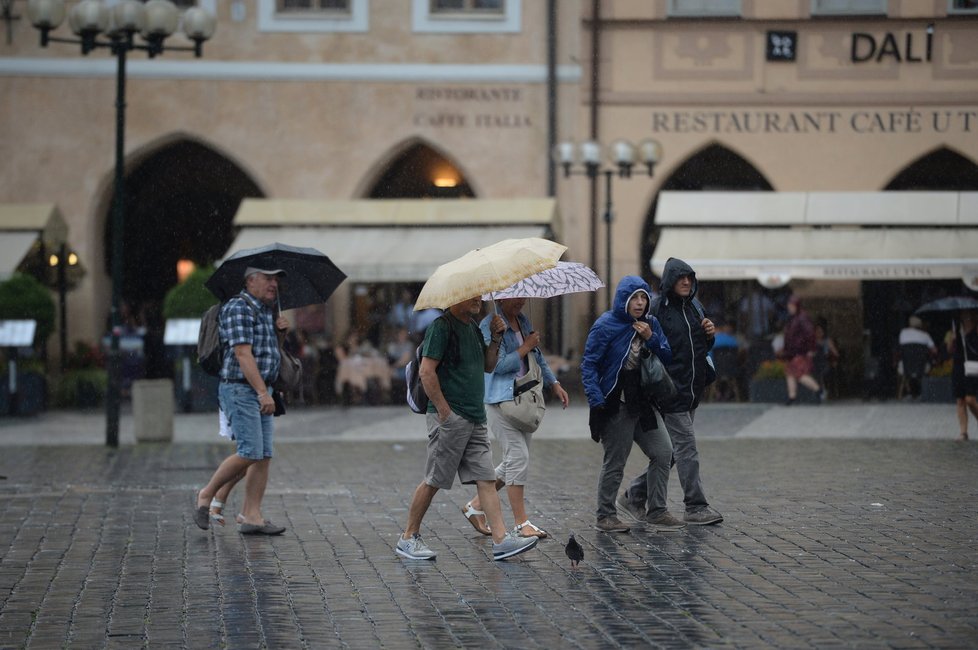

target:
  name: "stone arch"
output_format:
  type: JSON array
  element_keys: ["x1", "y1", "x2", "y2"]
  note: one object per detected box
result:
[
  {"x1": 640, "y1": 142, "x2": 774, "y2": 283},
  {"x1": 357, "y1": 137, "x2": 477, "y2": 199},
  {"x1": 95, "y1": 133, "x2": 265, "y2": 377},
  {"x1": 883, "y1": 146, "x2": 978, "y2": 190}
]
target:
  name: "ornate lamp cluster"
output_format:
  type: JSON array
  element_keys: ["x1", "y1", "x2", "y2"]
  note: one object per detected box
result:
[
  {"x1": 27, "y1": 0, "x2": 215, "y2": 56},
  {"x1": 552, "y1": 138, "x2": 662, "y2": 314}
]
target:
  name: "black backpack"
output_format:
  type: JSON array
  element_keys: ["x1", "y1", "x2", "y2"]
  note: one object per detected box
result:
[
  {"x1": 197, "y1": 303, "x2": 224, "y2": 376},
  {"x1": 405, "y1": 315, "x2": 460, "y2": 414}
]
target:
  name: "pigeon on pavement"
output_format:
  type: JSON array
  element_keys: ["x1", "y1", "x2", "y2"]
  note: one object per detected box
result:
[{"x1": 565, "y1": 534, "x2": 584, "y2": 568}]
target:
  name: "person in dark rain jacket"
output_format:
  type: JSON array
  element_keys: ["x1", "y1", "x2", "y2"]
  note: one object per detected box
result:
[
  {"x1": 581, "y1": 276, "x2": 684, "y2": 533},
  {"x1": 618, "y1": 258, "x2": 725, "y2": 526}
]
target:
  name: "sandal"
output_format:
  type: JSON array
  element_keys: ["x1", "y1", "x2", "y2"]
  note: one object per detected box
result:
[
  {"x1": 461, "y1": 501, "x2": 492, "y2": 536},
  {"x1": 209, "y1": 499, "x2": 226, "y2": 526},
  {"x1": 515, "y1": 520, "x2": 548, "y2": 539},
  {"x1": 957, "y1": 431, "x2": 969, "y2": 441}
]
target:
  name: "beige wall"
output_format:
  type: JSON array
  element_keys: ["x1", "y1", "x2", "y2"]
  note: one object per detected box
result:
[{"x1": 2, "y1": 0, "x2": 582, "y2": 347}]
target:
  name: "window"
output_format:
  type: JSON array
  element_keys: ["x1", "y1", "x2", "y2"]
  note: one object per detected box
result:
[
  {"x1": 430, "y1": 0, "x2": 504, "y2": 15},
  {"x1": 949, "y1": 0, "x2": 978, "y2": 14},
  {"x1": 277, "y1": 0, "x2": 350, "y2": 13},
  {"x1": 413, "y1": 0, "x2": 518, "y2": 33},
  {"x1": 667, "y1": 0, "x2": 741, "y2": 18},
  {"x1": 810, "y1": 0, "x2": 887, "y2": 15},
  {"x1": 258, "y1": 0, "x2": 368, "y2": 32}
]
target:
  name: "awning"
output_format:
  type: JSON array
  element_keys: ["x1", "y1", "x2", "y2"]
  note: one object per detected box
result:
[
  {"x1": 0, "y1": 204, "x2": 68, "y2": 279},
  {"x1": 651, "y1": 227, "x2": 978, "y2": 286},
  {"x1": 651, "y1": 191, "x2": 978, "y2": 286},
  {"x1": 229, "y1": 199, "x2": 557, "y2": 283}
]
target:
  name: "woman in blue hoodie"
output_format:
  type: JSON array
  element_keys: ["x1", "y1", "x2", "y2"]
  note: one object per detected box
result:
[{"x1": 581, "y1": 276, "x2": 683, "y2": 533}]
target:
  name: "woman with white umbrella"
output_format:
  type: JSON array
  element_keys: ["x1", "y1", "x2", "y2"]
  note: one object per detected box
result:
[{"x1": 461, "y1": 297, "x2": 570, "y2": 539}]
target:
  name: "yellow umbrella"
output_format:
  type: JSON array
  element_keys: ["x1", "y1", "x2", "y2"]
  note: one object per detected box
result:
[{"x1": 414, "y1": 237, "x2": 567, "y2": 310}]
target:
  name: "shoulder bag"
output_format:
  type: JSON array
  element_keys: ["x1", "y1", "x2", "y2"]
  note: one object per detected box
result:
[
  {"x1": 499, "y1": 351, "x2": 547, "y2": 433},
  {"x1": 640, "y1": 349, "x2": 677, "y2": 405},
  {"x1": 963, "y1": 326, "x2": 978, "y2": 377}
]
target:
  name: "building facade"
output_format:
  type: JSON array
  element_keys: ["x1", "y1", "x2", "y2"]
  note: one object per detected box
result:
[{"x1": 2, "y1": 0, "x2": 977, "y2": 400}]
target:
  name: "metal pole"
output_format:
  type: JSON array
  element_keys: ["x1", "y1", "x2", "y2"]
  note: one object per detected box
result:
[
  {"x1": 603, "y1": 170, "x2": 613, "y2": 310},
  {"x1": 106, "y1": 41, "x2": 126, "y2": 448},
  {"x1": 58, "y1": 243, "x2": 67, "y2": 373}
]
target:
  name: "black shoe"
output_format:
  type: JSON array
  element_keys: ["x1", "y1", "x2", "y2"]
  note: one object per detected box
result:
[{"x1": 785, "y1": 397, "x2": 796, "y2": 406}]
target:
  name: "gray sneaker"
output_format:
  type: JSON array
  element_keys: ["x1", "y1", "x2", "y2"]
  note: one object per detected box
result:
[
  {"x1": 684, "y1": 507, "x2": 724, "y2": 526},
  {"x1": 396, "y1": 533, "x2": 437, "y2": 560},
  {"x1": 595, "y1": 515, "x2": 630, "y2": 533},
  {"x1": 615, "y1": 493, "x2": 645, "y2": 523},
  {"x1": 645, "y1": 512, "x2": 687, "y2": 532},
  {"x1": 492, "y1": 532, "x2": 538, "y2": 561}
]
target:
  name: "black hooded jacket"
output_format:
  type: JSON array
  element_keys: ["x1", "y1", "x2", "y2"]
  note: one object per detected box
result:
[{"x1": 652, "y1": 258, "x2": 715, "y2": 413}]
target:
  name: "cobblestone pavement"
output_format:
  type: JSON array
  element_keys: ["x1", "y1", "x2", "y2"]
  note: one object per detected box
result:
[{"x1": 1, "y1": 407, "x2": 976, "y2": 648}]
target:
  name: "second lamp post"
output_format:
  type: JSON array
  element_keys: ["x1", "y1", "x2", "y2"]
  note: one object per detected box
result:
[{"x1": 554, "y1": 138, "x2": 661, "y2": 313}]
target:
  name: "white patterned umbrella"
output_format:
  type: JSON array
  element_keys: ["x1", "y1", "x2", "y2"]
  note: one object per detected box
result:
[
  {"x1": 482, "y1": 261, "x2": 603, "y2": 300},
  {"x1": 415, "y1": 238, "x2": 567, "y2": 310}
]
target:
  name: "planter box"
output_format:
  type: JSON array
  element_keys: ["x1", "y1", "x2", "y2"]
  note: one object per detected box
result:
[
  {"x1": 920, "y1": 377, "x2": 953, "y2": 403},
  {"x1": 133, "y1": 378, "x2": 174, "y2": 442}
]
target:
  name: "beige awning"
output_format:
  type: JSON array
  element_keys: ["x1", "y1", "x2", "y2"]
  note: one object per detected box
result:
[
  {"x1": 651, "y1": 227, "x2": 978, "y2": 284},
  {"x1": 0, "y1": 204, "x2": 68, "y2": 279},
  {"x1": 229, "y1": 198, "x2": 558, "y2": 283}
]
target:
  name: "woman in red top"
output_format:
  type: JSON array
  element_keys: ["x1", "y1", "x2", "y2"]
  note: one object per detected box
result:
[{"x1": 782, "y1": 295, "x2": 824, "y2": 405}]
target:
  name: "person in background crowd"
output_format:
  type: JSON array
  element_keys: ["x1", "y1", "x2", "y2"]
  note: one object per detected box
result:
[
  {"x1": 948, "y1": 309, "x2": 978, "y2": 441},
  {"x1": 782, "y1": 295, "x2": 824, "y2": 405}
]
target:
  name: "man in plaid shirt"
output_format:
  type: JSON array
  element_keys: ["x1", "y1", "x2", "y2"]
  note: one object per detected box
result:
[{"x1": 193, "y1": 267, "x2": 291, "y2": 535}]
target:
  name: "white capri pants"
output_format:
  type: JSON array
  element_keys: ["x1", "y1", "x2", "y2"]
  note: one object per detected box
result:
[{"x1": 487, "y1": 402, "x2": 534, "y2": 485}]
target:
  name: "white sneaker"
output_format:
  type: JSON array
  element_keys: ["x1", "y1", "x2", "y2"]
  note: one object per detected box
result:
[
  {"x1": 396, "y1": 533, "x2": 437, "y2": 560},
  {"x1": 492, "y1": 532, "x2": 538, "y2": 561}
]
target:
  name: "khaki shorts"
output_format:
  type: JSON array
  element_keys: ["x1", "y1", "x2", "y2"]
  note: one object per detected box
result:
[{"x1": 424, "y1": 412, "x2": 495, "y2": 489}]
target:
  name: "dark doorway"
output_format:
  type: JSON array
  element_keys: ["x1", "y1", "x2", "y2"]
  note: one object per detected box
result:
[
  {"x1": 367, "y1": 142, "x2": 475, "y2": 200},
  {"x1": 103, "y1": 138, "x2": 263, "y2": 379},
  {"x1": 863, "y1": 147, "x2": 978, "y2": 398}
]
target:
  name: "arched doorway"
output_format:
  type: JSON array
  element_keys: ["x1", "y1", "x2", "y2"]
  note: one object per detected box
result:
[
  {"x1": 863, "y1": 147, "x2": 978, "y2": 397},
  {"x1": 102, "y1": 136, "x2": 263, "y2": 379},
  {"x1": 355, "y1": 141, "x2": 474, "y2": 348}
]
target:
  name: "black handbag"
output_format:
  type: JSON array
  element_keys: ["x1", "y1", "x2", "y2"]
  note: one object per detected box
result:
[{"x1": 640, "y1": 349, "x2": 677, "y2": 404}]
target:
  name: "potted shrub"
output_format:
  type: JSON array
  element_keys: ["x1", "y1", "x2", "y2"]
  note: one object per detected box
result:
[
  {"x1": 54, "y1": 341, "x2": 108, "y2": 409},
  {"x1": 163, "y1": 267, "x2": 219, "y2": 412},
  {"x1": 749, "y1": 359, "x2": 788, "y2": 403},
  {"x1": 0, "y1": 273, "x2": 56, "y2": 415},
  {"x1": 921, "y1": 359, "x2": 953, "y2": 403}
]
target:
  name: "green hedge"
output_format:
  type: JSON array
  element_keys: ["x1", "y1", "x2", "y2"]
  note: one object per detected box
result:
[
  {"x1": 0, "y1": 273, "x2": 56, "y2": 345},
  {"x1": 162, "y1": 267, "x2": 218, "y2": 319}
]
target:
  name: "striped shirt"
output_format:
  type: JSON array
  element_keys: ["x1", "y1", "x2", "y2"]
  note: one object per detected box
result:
[{"x1": 219, "y1": 291, "x2": 281, "y2": 384}]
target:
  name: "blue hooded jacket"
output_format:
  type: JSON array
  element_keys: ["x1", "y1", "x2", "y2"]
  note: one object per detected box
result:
[{"x1": 581, "y1": 276, "x2": 672, "y2": 408}]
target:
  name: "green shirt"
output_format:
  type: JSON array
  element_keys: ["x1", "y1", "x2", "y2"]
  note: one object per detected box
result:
[{"x1": 422, "y1": 312, "x2": 487, "y2": 424}]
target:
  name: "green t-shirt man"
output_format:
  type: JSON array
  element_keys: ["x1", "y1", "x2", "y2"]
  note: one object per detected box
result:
[{"x1": 422, "y1": 312, "x2": 487, "y2": 424}]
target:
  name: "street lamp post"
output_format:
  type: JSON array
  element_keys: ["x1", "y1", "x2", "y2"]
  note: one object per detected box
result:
[
  {"x1": 553, "y1": 139, "x2": 661, "y2": 318},
  {"x1": 27, "y1": 0, "x2": 215, "y2": 447}
]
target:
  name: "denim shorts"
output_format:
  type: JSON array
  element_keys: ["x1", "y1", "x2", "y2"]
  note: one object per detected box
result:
[{"x1": 218, "y1": 382, "x2": 273, "y2": 460}]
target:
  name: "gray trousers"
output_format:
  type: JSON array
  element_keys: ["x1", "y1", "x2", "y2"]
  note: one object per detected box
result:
[
  {"x1": 626, "y1": 410, "x2": 710, "y2": 515},
  {"x1": 596, "y1": 407, "x2": 674, "y2": 520}
]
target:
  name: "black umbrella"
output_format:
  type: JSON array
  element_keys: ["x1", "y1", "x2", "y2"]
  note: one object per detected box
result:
[
  {"x1": 206, "y1": 242, "x2": 347, "y2": 311},
  {"x1": 915, "y1": 296, "x2": 978, "y2": 315}
]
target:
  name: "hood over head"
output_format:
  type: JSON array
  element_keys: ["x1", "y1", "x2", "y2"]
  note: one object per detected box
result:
[
  {"x1": 612, "y1": 275, "x2": 653, "y2": 322},
  {"x1": 660, "y1": 257, "x2": 698, "y2": 300}
]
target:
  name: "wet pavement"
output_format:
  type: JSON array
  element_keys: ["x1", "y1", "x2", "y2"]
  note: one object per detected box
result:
[{"x1": 0, "y1": 401, "x2": 976, "y2": 648}]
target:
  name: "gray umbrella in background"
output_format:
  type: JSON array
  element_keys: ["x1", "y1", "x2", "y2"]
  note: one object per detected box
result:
[
  {"x1": 915, "y1": 296, "x2": 978, "y2": 315},
  {"x1": 481, "y1": 262, "x2": 603, "y2": 300}
]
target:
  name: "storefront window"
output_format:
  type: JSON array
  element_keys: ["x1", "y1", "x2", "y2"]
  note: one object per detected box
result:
[
  {"x1": 277, "y1": 0, "x2": 350, "y2": 12},
  {"x1": 430, "y1": 0, "x2": 504, "y2": 14},
  {"x1": 949, "y1": 0, "x2": 978, "y2": 14}
]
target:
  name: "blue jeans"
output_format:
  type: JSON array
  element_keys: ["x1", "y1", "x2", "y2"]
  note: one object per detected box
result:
[{"x1": 218, "y1": 382, "x2": 274, "y2": 460}]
